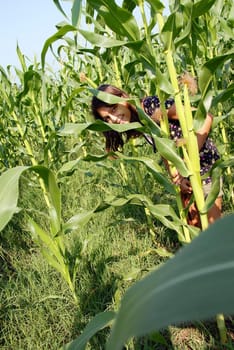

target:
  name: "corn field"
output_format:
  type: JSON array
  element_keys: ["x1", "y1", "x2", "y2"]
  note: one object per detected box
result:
[{"x1": 0, "y1": 0, "x2": 234, "y2": 349}]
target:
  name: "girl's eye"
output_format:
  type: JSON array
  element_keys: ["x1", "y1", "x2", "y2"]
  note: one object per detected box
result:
[{"x1": 111, "y1": 105, "x2": 117, "y2": 113}]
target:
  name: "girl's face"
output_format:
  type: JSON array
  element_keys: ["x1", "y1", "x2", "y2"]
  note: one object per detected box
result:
[{"x1": 97, "y1": 102, "x2": 131, "y2": 124}]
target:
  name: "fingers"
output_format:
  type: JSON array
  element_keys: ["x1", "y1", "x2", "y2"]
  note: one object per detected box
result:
[
  {"x1": 171, "y1": 172, "x2": 193, "y2": 194},
  {"x1": 171, "y1": 172, "x2": 183, "y2": 185},
  {"x1": 180, "y1": 178, "x2": 193, "y2": 194}
]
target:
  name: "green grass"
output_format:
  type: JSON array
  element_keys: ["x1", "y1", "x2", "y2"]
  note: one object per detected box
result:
[
  {"x1": 0, "y1": 143, "x2": 233, "y2": 349},
  {"x1": 0, "y1": 157, "x2": 171, "y2": 349}
]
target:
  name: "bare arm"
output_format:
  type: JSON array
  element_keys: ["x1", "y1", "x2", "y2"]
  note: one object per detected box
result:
[
  {"x1": 167, "y1": 103, "x2": 177, "y2": 120},
  {"x1": 196, "y1": 113, "x2": 213, "y2": 150}
]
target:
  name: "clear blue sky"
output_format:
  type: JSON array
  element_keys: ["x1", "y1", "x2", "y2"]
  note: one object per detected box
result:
[{"x1": 0, "y1": 1, "x2": 71, "y2": 70}]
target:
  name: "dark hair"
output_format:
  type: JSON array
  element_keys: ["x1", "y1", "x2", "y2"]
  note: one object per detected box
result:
[{"x1": 91, "y1": 84, "x2": 141, "y2": 152}]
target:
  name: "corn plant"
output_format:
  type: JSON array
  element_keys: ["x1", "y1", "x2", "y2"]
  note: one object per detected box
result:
[
  {"x1": 40, "y1": 0, "x2": 234, "y2": 346},
  {"x1": 44, "y1": 0, "x2": 233, "y2": 235},
  {"x1": 0, "y1": 0, "x2": 233, "y2": 346},
  {"x1": 0, "y1": 49, "x2": 96, "y2": 302}
]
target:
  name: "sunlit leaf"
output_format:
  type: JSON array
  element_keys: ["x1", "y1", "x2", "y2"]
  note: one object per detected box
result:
[
  {"x1": 31, "y1": 166, "x2": 61, "y2": 234},
  {"x1": 58, "y1": 120, "x2": 144, "y2": 135},
  {"x1": 79, "y1": 30, "x2": 127, "y2": 48},
  {"x1": 86, "y1": 0, "x2": 140, "y2": 41},
  {"x1": 0, "y1": 166, "x2": 28, "y2": 232},
  {"x1": 63, "y1": 210, "x2": 96, "y2": 234},
  {"x1": 28, "y1": 217, "x2": 64, "y2": 266},
  {"x1": 154, "y1": 136, "x2": 189, "y2": 177},
  {"x1": 41, "y1": 25, "x2": 76, "y2": 69}
]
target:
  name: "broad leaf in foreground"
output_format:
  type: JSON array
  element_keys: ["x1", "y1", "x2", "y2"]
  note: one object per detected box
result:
[{"x1": 107, "y1": 214, "x2": 234, "y2": 350}]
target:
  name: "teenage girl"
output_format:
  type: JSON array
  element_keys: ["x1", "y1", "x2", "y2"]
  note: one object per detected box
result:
[{"x1": 91, "y1": 84, "x2": 222, "y2": 226}]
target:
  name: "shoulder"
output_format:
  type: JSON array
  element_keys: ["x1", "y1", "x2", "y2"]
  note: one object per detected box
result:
[
  {"x1": 142, "y1": 95, "x2": 175, "y2": 117},
  {"x1": 142, "y1": 96, "x2": 175, "y2": 109},
  {"x1": 142, "y1": 96, "x2": 160, "y2": 117},
  {"x1": 142, "y1": 96, "x2": 160, "y2": 108}
]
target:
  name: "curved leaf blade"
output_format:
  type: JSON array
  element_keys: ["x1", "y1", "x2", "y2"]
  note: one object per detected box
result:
[
  {"x1": 154, "y1": 136, "x2": 189, "y2": 177},
  {"x1": 62, "y1": 311, "x2": 116, "y2": 350},
  {"x1": 107, "y1": 214, "x2": 234, "y2": 350},
  {"x1": 58, "y1": 121, "x2": 144, "y2": 136},
  {"x1": 41, "y1": 25, "x2": 77, "y2": 69},
  {"x1": 192, "y1": 0, "x2": 216, "y2": 18},
  {"x1": 0, "y1": 166, "x2": 28, "y2": 231},
  {"x1": 87, "y1": 0, "x2": 140, "y2": 41}
]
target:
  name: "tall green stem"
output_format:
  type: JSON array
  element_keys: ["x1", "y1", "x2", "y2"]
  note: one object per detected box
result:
[
  {"x1": 183, "y1": 85, "x2": 208, "y2": 230},
  {"x1": 157, "y1": 10, "x2": 227, "y2": 344},
  {"x1": 157, "y1": 13, "x2": 208, "y2": 231}
]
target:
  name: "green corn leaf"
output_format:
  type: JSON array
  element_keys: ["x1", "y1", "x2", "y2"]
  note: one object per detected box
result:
[
  {"x1": 58, "y1": 159, "x2": 82, "y2": 175},
  {"x1": 136, "y1": 107, "x2": 161, "y2": 137},
  {"x1": 16, "y1": 43, "x2": 27, "y2": 72},
  {"x1": 174, "y1": 15, "x2": 192, "y2": 48},
  {"x1": 161, "y1": 12, "x2": 175, "y2": 50},
  {"x1": 202, "y1": 158, "x2": 234, "y2": 212},
  {"x1": 41, "y1": 25, "x2": 77, "y2": 69},
  {"x1": 31, "y1": 166, "x2": 61, "y2": 234},
  {"x1": 95, "y1": 194, "x2": 184, "y2": 235},
  {"x1": 0, "y1": 165, "x2": 61, "y2": 235},
  {"x1": 0, "y1": 166, "x2": 28, "y2": 232},
  {"x1": 212, "y1": 83, "x2": 234, "y2": 107},
  {"x1": 86, "y1": 0, "x2": 140, "y2": 41},
  {"x1": 71, "y1": 0, "x2": 82, "y2": 27},
  {"x1": 154, "y1": 136, "x2": 189, "y2": 177},
  {"x1": 78, "y1": 29, "x2": 127, "y2": 48},
  {"x1": 63, "y1": 210, "x2": 96, "y2": 234},
  {"x1": 62, "y1": 87, "x2": 86, "y2": 117},
  {"x1": 53, "y1": 0, "x2": 69, "y2": 19},
  {"x1": 116, "y1": 154, "x2": 176, "y2": 195},
  {"x1": 122, "y1": 0, "x2": 136, "y2": 13},
  {"x1": 198, "y1": 53, "x2": 234, "y2": 97},
  {"x1": 57, "y1": 153, "x2": 117, "y2": 176},
  {"x1": 145, "y1": 0, "x2": 165, "y2": 14},
  {"x1": 147, "y1": 203, "x2": 183, "y2": 229},
  {"x1": 62, "y1": 311, "x2": 116, "y2": 350},
  {"x1": 211, "y1": 113, "x2": 230, "y2": 128},
  {"x1": 106, "y1": 214, "x2": 234, "y2": 350},
  {"x1": 58, "y1": 122, "x2": 92, "y2": 135},
  {"x1": 58, "y1": 121, "x2": 144, "y2": 135},
  {"x1": 28, "y1": 218, "x2": 64, "y2": 266},
  {"x1": 17, "y1": 70, "x2": 41, "y2": 102},
  {"x1": 155, "y1": 68, "x2": 174, "y2": 95},
  {"x1": 152, "y1": 247, "x2": 174, "y2": 258},
  {"x1": 192, "y1": 0, "x2": 216, "y2": 18},
  {"x1": 222, "y1": 12, "x2": 233, "y2": 36},
  {"x1": 40, "y1": 247, "x2": 67, "y2": 279},
  {"x1": 196, "y1": 52, "x2": 234, "y2": 121},
  {"x1": 85, "y1": 2, "x2": 94, "y2": 24},
  {"x1": 78, "y1": 30, "x2": 144, "y2": 51}
]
